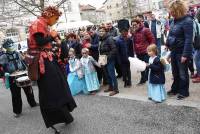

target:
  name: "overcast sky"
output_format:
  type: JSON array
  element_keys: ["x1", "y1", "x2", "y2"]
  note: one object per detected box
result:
[{"x1": 78, "y1": 0, "x2": 106, "y2": 8}]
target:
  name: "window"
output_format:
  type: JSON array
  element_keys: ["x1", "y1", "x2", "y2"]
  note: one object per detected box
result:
[
  {"x1": 6, "y1": 29, "x2": 18, "y2": 37},
  {"x1": 158, "y1": 1, "x2": 164, "y2": 9},
  {"x1": 116, "y1": 3, "x2": 119, "y2": 7}
]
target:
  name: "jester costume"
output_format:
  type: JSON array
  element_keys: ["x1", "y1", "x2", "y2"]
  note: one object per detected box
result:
[{"x1": 28, "y1": 16, "x2": 76, "y2": 128}]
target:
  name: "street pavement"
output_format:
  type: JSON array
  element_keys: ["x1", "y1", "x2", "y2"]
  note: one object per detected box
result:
[
  {"x1": 0, "y1": 84, "x2": 200, "y2": 134},
  {"x1": 0, "y1": 69, "x2": 200, "y2": 134}
]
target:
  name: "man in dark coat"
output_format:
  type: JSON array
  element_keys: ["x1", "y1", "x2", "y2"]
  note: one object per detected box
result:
[{"x1": 116, "y1": 19, "x2": 134, "y2": 87}]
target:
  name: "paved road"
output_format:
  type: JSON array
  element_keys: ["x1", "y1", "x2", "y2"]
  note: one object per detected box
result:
[{"x1": 0, "y1": 87, "x2": 200, "y2": 134}]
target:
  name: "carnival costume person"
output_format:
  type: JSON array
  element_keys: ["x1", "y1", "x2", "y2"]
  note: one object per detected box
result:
[
  {"x1": 0, "y1": 39, "x2": 38, "y2": 118},
  {"x1": 28, "y1": 6, "x2": 76, "y2": 134}
]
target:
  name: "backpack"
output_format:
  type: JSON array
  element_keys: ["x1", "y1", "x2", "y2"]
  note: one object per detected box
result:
[{"x1": 193, "y1": 20, "x2": 200, "y2": 49}]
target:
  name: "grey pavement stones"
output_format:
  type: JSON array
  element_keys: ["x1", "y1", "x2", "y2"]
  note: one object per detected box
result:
[
  {"x1": 0, "y1": 87, "x2": 200, "y2": 134},
  {"x1": 0, "y1": 69, "x2": 200, "y2": 134}
]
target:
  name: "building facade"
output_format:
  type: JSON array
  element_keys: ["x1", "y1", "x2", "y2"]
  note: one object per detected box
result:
[
  {"x1": 0, "y1": 0, "x2": 81, "y2": 42},
  {"x1": 80, "y1": 4, "x2": 106, "y2": 25}
]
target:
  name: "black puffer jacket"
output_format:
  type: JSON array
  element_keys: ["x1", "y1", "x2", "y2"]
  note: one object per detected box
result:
[
  {"x1": 99, "y1": 34, "x2": 117, "y2": 61},
  {"x1": 166, "y1": 15, "x2": 193, "y2": 58}
]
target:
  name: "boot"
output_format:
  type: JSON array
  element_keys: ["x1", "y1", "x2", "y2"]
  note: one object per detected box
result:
[
  {"x1": 104, "y1": 86, "x2": 113, "y2": 92},
  {"x1": 109, "y1": 90, "x2": 119, "y2": 96}
]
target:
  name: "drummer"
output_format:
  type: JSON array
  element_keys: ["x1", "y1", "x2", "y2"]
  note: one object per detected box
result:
[{"x1": 0, "y1": 39, "x2": 38, "y2": 118}]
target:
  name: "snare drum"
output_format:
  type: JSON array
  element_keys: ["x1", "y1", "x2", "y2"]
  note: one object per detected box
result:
[
  {"x1": 9, "y1": 71, "x2": 27, "y2": 77},
  {"x1": 16, "y1": 76, "x2": 32, "y2": 87}
]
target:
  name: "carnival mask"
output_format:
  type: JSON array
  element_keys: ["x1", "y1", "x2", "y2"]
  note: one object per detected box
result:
[{"x1": 2, "y1": 39, "x2": 17, "y2": 52}]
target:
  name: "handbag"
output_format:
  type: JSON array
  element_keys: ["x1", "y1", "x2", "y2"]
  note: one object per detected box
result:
[
  {"x1": 24, "y1": 51, "x2": 40, "y2": 81},
  {"x1": 98, "y1": 55, "x2": 107, "y2": 66},
  {"x1": 98, "y1": 41, "x2": 108, "y2": 66}
]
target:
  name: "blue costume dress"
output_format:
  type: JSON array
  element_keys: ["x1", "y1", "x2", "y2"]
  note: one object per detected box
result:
[
  {"x1": 81, "y1": 56, "x2": 100, "y2": 92},
  {"x1": 67, "y1": 57, "x2": 88, "y2": 96},
  {"x1": 148, "y1": 56, "x2": 166, "y2": 102}
]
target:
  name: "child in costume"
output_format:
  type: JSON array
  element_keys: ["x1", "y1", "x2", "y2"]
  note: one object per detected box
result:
[
  {"x1": 67, "y1": 48, "x2": 88, "y2": 96},
  {"x1": 146, "y1": 44, "x2": 166, "y2": 103},
  {"x1": 80, "y1": 48, "x2": 100, "y2": 95}
]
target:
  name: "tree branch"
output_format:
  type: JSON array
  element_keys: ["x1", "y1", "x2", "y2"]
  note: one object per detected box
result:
[
  {"x1": 56, "y1": 0, "x2": 68, "y2": 7},
  {"x1": 13, "y1": 0, "x2": 38, "y2": 16}
]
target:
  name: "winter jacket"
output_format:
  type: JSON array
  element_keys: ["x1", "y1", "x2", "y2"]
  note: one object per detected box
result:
[
  {"x1": 107, "y1": 27, "x2": 118, "y2": 37},
  {"x1": 149, "y1": 20, "x2": 164, "y2": 39},
  {"x1": 99, "y1": 34, "x2": 117, "y2": 61},
  {"x1": 115, "y1": 36, "x2": 134, "y2": 63},
  {"x1": 133, "y1": 26, "x2": 155, "y2": 55},
  {"x1": 147, "y1": 57, "x2": 165, "y2": 84},
  {"x1": 166, "y1": 15, "x2": 193, "y2": 58}
]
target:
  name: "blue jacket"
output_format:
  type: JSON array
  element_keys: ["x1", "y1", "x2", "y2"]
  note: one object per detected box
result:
[
  {"x1": 148, "y1": 57, "x2": 165, "y2": 84},
  {"x1": 90, "y1": 33, "x2": 99, "y2": 60},
  {"x1": 115, "y1": 36, "x2": 134, "y2": 64},
  {"x1": 166, "y1": 15, "x2": 193, "y2": 58},
  {"x1": 90, "y1": 33, "x2": 99, "y2": 52}
]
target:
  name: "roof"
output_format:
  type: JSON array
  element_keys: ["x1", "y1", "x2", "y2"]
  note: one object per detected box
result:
[
  {"x1": 96, "y1": 9, "x2": 105, "y2": 12},
  {"x1": 79, "y1": 4, "x2": 96, "y2": 11}
]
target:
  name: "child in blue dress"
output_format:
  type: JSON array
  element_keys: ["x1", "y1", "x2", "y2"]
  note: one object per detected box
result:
[
  {"x1": 146, "y1": 44, "x2": 166, "y2": 103},
  {"x1": 80, "y1": 48, "x2": 100, "y2": 95},
  {"x1": 67, "y1": 48, "x2": 88, "y2": 96}
]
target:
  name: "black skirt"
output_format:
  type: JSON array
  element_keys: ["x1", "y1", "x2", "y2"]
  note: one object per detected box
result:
[{"x1": 37, "y1": 58, "x2": 77, "y2": 128}]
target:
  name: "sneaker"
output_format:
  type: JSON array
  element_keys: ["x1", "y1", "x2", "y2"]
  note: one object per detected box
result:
[
  {"x1": 192, "y1": 77, "x2": 200, "y2": 83},
  {"x1": 109, "y1": 90, "x2": 119, "y2": 96},
  {"x1": 14, "y1": 113, "x2": 21, "y2": 118}
]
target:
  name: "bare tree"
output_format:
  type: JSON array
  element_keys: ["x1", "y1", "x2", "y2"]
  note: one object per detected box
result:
[{"x1": 0, "y1": 0, "x2": 69, "y2": 26}]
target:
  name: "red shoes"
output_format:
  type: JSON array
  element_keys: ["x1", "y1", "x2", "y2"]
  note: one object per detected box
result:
[{"x1": 192, "y1": 76, "x2": 200, "y2": 83}]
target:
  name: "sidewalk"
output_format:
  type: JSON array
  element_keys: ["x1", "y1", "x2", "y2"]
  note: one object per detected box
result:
[
  {"x1": 0, "y1": 70, "x2": 199, "y2": 109},
  {"x1": 97, "y1": 71, "x2": 200, "y2": 109}
]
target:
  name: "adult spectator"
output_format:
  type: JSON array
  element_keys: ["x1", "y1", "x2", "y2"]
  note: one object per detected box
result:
[
  {"x1": 116, "y1": 19, "x2": 134, "y2": 87},
  {"x1": 192, "y1": 8, "x2": 200, "y2": 83},
  {"x1": 106, "y1": 21, "x2": 122, "y2": 78},
  {"x1": 136, "y1": 14, "x2": 149, "y2": 28},
  {"x1": 166, "y1": 0, "x2": 193, "y2": 100},
  {"x1": 149, "y1": 14, "x2": 164, "y2": 56},
  {"x1": 86, "y1": 27, "x2": 104, "y2": 84},
  {"x1": 131, "y1": 18, "x2": 155, "y2": 85},
  {"x1": 106, "y1": 21, "x2": 118, "y2": 37},
  {"x1": 67, "y1": 33, "x2": 82, "y2": 59},
  {"x1": 99, "y1": 26, "x2": 119, "y2": 96}
]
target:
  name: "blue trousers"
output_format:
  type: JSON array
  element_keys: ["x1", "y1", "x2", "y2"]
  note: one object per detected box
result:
[
  {"x1": 156, "y1": 38, "x2": 161, "y2": 57},
  {"x1": 105, "y1": 60, "x2": 118, "y2": 91},
  {"x1": 171, "y1": 54, "x2": 189, "y2": 97},
  {"x1": 194, "y1": 50, "x2": 200, "y2": 75}
]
